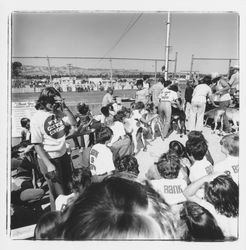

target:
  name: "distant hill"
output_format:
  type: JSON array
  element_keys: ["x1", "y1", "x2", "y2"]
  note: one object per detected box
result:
[{"x1": 22, "y1": 65, "x2": 155, "y2": 77}]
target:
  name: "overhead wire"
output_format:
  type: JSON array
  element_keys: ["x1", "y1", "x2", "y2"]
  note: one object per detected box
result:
[{"x1": 96, "y1": 13, "x2": 143, "y2": 67}]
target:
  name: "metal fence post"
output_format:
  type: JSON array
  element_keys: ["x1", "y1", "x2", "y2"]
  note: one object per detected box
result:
[{"x1": 190, "y1": 54, "x2": 194, "y2": 80}]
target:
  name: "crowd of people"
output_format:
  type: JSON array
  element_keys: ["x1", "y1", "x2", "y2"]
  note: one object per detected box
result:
[{"x1": 10, "y1": 66, "x2": 240, "y2": 241}]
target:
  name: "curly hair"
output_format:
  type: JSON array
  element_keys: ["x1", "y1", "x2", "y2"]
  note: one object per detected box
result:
[
  {"x1": 186, "y1": 139, "x2": 208, "y2": 160},
  {"x1": 204, "y1": 175, "x2": 239, "y2": 218},
  {"x1": 114, "y1": 155, "x2": 140, "y2": 176},
  {"x1": 220, "y1": 134, "x2": 239, "y2": 157},
  {"x1": 156, "y1": 152, "x2": 181, "y2": 179},
  {"x1": 134, "y1": 101, "x2": 145, "y2": 110},
  {"x1": 77, "y1": 102, "x2": 90, "y2": 115}
]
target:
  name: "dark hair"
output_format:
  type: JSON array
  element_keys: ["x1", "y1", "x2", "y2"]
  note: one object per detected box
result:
[
  {"x1": 69, "y1": 167, "x2": 92, "y2": 194},
  {"x1": 158, "y1": 77, "x2": 165, "y2": 83},
  {"x1": 96, "y1": 126, "x2": 113, "y2": 144},
  {"x1": 20, "y1": 117, "x2": 30, "y2": 128},
  {"x1": 169, "y1": 140, "x2": 187, "y2": 158},
  {"x1": 143, "y1": 75, "x2": 149, "y2": 81},
  {"x1": 180, "y1": 201, "x2": 224, "y2": 241},
  {"x1": 220, "y1": 134, "x2": 239, "y2": 157},
  {"x1": 186, "y1": 139, "x2": 208, "y2": 160},
  {"x1": 101, "y1": 106, "x2": 110, "y2": 117},
  {"x1": 134, "y1": 101, "x2": 145, "y2": 110},
  {"x1": 168, "y1": 85, "x2": 178, "y2": 92},
  {"x1": 187, "y1": 131, "x2": 207, "y2": 144},
  {"x1": 113, "y1": 110, "x2": 126, "y2": 123},
  {"x1": 62, "y1": 177, "x2": 177, "y2": 240},
  {"x1": 114, "y1": 155, "x2": 140, "y2": 176},
  {"x1": 201, "y1": 75, "x2": 212, "y2": 85},
  {"x1": 156, "y1": 152, "x2": 181, "y2": 179},
  {"x1": 77, "y1": 103, "x2": 89, "y2": 115},
  {"x1": 164, "y1": 80, "x2": 172, "y2": 88},
  {"x1": 205, "y1": 175, "x2": 238, "y2": 218},
  {"x1": 145, "y1": 102, "x2": 155, "y2": 112},
  {"x1": 35, "y1": 87, "x2": 61, "y2": 110},
  {"x1": 136, "y1": 79, "x2": 143, "y2": 86},
  {"x1": 34, "y1": 211, "x2": 63, "y2": 240}
]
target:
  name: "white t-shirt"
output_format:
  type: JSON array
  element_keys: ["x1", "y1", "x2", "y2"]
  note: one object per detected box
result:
[
  {"x1": 135, "y1": 88, "x2": 149, "y2": 104},
  {"x1": 189, "y1": 157, "x2": 214, "y2": 183},
  {"x1": 192, "y1": 84, "x2": 212, "y2": 103},
  {"x1": 192, "y1": 196, "x2": 238, "y2": 238},
  {"x1": 31, "y1": 110, "x2": 67, "y2": 159},
  {"x1": 102, "y1": 93, "x2": 113, "y2": 107},
  {"x1": 150, "y1": 178, "x2": 187, "y2": 205},
  {"x1": 89, "y1": 144, "x2": 115, "y2": 175},
  {"x1": 214, "y1": 156, "x2": 239, "y2": 184},
  {"x1": 108, "y1": 121, "x2": 126, "y2": 146},
  {"x1": 55, "y1": 193, "x2": 75, "y2": 211},
  {"x1": 158, "y1": 88, "x2": 178, "y2": 103}
]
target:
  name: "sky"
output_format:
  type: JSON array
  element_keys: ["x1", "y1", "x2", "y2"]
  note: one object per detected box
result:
[{"x1": 12, "y1": 11, "x2": 239, "y2": 74}]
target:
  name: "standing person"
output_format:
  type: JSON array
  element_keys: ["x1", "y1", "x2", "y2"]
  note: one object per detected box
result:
[
  {"x1": 211, "y1": 72, "x2": 232, "y2": 133},
  {"x1": 148, "y1": 77, "x2": 165, "y2": 108},
  {"x1": 158, "y1": 80, "x2": 182, "y2": 140},
  {"x1": 143, "y1": 75, "x2": 150, "y2": 89},
  {"x1": 184, "y1": 80, "x2": 194, "y2": 131},
  {"x1": 135, "y1": 79, "x2": 150, "y2": 105},
  {"x1": 30, "y1": 87, "x2": 77, "y2": 210},
  {"x1": 188, "y1": 75, "x2": 218, "y2": 132},
  {"x1": 228, "y1": 65, "x2": 239, "y2": 95},
  {"x1": 102, "y1": 87, "x2": 114, "y2": 107}
]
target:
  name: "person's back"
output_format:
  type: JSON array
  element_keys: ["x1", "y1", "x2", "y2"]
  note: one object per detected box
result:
[
  {"x1": 214, "y1": 134, "x2": 239, "y2": 183},
  {"x1": 150, "y1": 152, "x2": 187, "y2": 205},
  {"x1": 89, "y1": 127, "x2": 115, "y2": 175},
  {"x1": 192, "y1": 83, "x2": 212, "y2": 103},
  {"x1": 149, "y1": 80, "x2": 164, "y2": 107}
]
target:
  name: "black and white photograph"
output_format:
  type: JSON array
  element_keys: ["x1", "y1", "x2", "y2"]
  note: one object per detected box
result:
[{"x1": 1, "y1": 1, "x2": 245, "y2": 247}]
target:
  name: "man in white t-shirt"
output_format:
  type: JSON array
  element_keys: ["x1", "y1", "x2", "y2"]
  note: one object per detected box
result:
[
  {"x1": 135, "y1": 79, "x2": 150, "y2": 105},
  {"x1": 158, "y1": 81, "x2": 182, "y2": 139},
  {"x1": 102, "y1": 87, "x2": 114, "y2": 107},
  {"x1": 89, "y1": 127, "x2": 115, "y2": 176},
  {"x1": 189, "y1": 75, "x2": 218, "y2": 131}
]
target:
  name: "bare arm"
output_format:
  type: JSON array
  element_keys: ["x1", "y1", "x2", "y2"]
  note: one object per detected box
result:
[{"x1": 208, "y1": 94, "x2": 219, "y2": 107}]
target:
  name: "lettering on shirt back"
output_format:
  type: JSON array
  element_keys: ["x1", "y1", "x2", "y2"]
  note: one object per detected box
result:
[{"x1": 163, "y1": 185, "x2": 183, "y2": 194}]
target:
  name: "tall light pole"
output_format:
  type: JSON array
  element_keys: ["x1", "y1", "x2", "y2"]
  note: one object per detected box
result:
[{"x1": 164, "y1": 12, "x2": 171, "y2": 80}]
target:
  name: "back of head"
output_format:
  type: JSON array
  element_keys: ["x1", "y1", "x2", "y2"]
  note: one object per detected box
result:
[
  {"x1": 204, "y1": 175, "x2": 238, "y2": 218},
  {"x1": 35, "y1": 87, "x2": 61, "y2": 110},
  {"x1": 180, "y1": 201, "x2": 224, "y2": 241},
  {"x1": 201, "y1": 75, "x2": 212, "y2": 85},
  {"x1": 114, "y1": 155, "x2": 140, "y2": 176},
  {"x1": 168, "y1": 84, "x2": 178, "y2": 92},
  {"x1": 187, "y1": 131, "x2": 206, "y2": 143},
  {"x1": 136, "y1": 79, "x2": 143, "y2": 86},
  {"x1": 96, "y1": 126, "x2": 113, "y2": 144},
  {"x1": 62, "y1": 177, "x2": 177, "y2": 240},
  {"x1": 34, "y1": 211, "x2": 63, "y2": 240},
  {"x1": 220, "y1": 134, "x2": 239, "y2": 157},
  {"x1": 101, "y1": 106, "x2": 110, "y2": 117},
  {"x1": 158, "y1": 77, "x2": 165, "y2": 84},
  {"x1": 169, "y1": 140, "x2": 186, "y2": 158},
  {"x1": 20, "y1": 117, "x2": 30, "y2": 128},
  {"x1": 164, "y1": 80, "x2": 172, "y2": 88},
  {"x1": 113, "y1": 110, "x2": 125, "y2": 123},
  {"x1": 156, "y1": 152, "x2": 181, "y2": 179},
  {"x1": 77, "y1": 102, "x2": 89, "y2": 115},
  {"x1": 134, "y1": 101, "x2": 145, "y2": 110},
  {"x1": 186, "y1": 139, "x2": 208, "y2": 160}
]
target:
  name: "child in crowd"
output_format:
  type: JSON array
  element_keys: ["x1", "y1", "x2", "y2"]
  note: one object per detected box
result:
[
  {"x1": 214, "y1": 134, "x2": 239, "y2": 183},
  {"x1": 55, "y1": 167, "x2": 92, "y2": 211},
  {"x1": 179, "y1": 201, "x2": 224, "y2": 241},
  {"x1": 94, "y1": 105, "x2": 114, "y2": 126},
  {"x1": 20, "y1": 117, "x2": 31, "y2": 142},
  {"x1": 187, "y1": 131, "x2": 214, "y2": 165},
  {"x1": 73, "y1": 102, "x2": 93, "y2": 150},
  {"x1": 34, "y1": 211, "x2": 63, "y2": 240},
  {"x1": 168, "y1": 85, "x2": 186, "y2": 137},
  {"x1": 89, "y1": 126, "x2": 115, "y2": 176},
  {"x1": 135, "y1": 79, "x2": 150, "y2": 105},
  {"x1": 150, "y1": 151, "x2": 187, "y2": 206},
  {"x1": 186, "y1": 138, "x2": 213, "y2": 183},
  {"x1": 113, "y1": 155, "x2": 140, "y2": 181},
  {"x1": 184, "y1": 173, "x2": 238, "y2": 238}
]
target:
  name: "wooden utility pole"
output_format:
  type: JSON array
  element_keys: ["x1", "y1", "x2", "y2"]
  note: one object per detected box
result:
[{"x1": 46, "y1": 56, "x2": 52, "y2": 83}]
